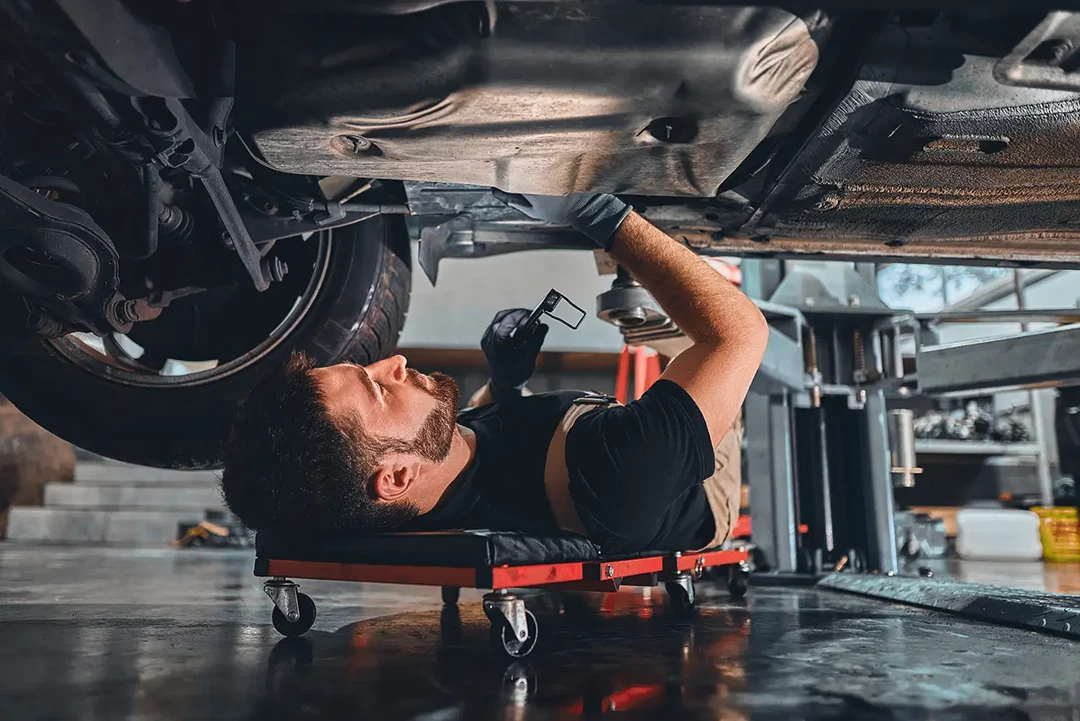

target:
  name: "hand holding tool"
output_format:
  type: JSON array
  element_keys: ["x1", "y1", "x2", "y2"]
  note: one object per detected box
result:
[{"x1": 482, "y1": 289, "x2": 586, "y2": 398}]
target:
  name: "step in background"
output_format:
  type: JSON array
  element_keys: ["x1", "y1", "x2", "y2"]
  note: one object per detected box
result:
[
  {"x1": 6, "y1": 508, "x2": 208, "y2": 544},
  {"x1": 43, "y1": 483, "x2": 224, "y2": 509},
  {"x1": 74, "y1": 462, "x2": 219, "y2": 485},
  {"x1": 7, "y1": 460, "x2": 225, "y2": 545}
]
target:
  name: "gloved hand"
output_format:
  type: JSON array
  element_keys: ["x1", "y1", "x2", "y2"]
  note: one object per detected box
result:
[
  {"x1": 481, "y1": 308, "x2": 549, "y2": 399},
  {"x1": 492, "y1": 189, "x2": 631, "y2": 251}
]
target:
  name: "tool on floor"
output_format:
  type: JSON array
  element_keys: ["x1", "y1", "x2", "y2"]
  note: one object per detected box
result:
[{"x1": 174, "y1": 510, "x2": 253, "y2": 549}]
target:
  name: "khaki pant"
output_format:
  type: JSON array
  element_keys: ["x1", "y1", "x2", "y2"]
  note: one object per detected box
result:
[{"x1": 697, "y1": 413, "x2": 743, "y2": 550}]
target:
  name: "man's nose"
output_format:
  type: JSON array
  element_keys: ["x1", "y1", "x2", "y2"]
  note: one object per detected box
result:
[{"x1": 368, "y1": 354, "x2": 408, "y2": 383}]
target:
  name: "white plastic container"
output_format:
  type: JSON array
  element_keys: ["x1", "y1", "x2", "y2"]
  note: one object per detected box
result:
[{"x1": 955, "y1": 508, "x2": 1043, "y2": 561}]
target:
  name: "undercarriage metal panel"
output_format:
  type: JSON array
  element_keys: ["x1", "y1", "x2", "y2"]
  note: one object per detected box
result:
[
  {"x1": 407, "y1": 185, "x2": 1080, "y2": 273},
  {"x1": 678, "y1": 228, "x2": 1080, "y2": 268},
  {"x1": 241, "y1": 4, "x2": 820, "y2": 196},
  {"x1": 756, "y1": 14, "x2": 1080, "y2": 259}
]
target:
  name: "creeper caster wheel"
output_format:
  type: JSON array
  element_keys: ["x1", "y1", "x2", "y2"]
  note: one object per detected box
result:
[
  {"x1": 483, "y1": 591, "x2": 539, "y2": 658},
  {"x1": 264, "y1": 578, "x2": 317, "y2": 637},
  {"x1": 272, "y1": 592, "x2": 316, "y2": 637},
  {"x1": 666, "y1": 575, "x2": 696, "y2": 615},
  {"x1": 490, "y1": 609, "x2": 539, "y2": 659},
  {"x1": 727, "y1": 561, "x2": 750, "y2": 599}
]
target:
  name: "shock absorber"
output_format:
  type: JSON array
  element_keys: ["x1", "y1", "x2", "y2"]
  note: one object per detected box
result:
[
  {"x1": 805, "y1": 325, "x2": 821, "y2": 408},
  {"x1": 853, "y1": 329, "x2": 867, "y2": 384}
]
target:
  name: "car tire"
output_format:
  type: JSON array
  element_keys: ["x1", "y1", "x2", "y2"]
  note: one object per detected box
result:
[{"x1": 0, "y1": 216, "x2": 410, "y2": 469}]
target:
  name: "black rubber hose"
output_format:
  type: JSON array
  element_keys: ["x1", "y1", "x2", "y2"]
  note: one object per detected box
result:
[{"x1": 135, "y1": 164, "x2": 160, "y2": 260}]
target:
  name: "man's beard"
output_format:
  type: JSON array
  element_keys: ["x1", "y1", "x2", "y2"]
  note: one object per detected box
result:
[{"x1": 407, "y1": 370, "x2": 460, "y2": 463}]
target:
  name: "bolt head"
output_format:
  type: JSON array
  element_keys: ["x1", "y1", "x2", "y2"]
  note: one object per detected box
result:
[
  {"x1": 345, "y1": 135, "x2": 372, "y2": 154},
  {"x1": 605, "y1": 564, "x2": 615, "y2": 577},
  {"x1": 271, "y1": 257, "x2": 289, "y2": 282}
]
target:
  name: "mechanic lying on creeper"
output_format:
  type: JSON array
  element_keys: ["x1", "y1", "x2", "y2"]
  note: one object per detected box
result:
[{"x1": 220, "y1": 192, "x2": 769, "y2": 555}]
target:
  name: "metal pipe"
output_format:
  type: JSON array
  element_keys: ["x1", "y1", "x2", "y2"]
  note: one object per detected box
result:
[
  {"x1": 134, "y1": 164, "x2": 160, "y2": 260},
  {"x1": 864, "y1": 389, "x2": 900, "y2": 574},
  {"x1": 892, "y1": 327, "x2": 905, "y2": 379},
  {"x1": 916, "y1": 309, "x2": 1080, "y2": 324},
  {"x1": 806, "y1": 326, "x2": 821, "y2": 408},
  {"x1": 871, "y1": 329, "x2": 885, "y2": 379},
  {"x1": 886, "y1": 409, "x2": 921, "y2": 488},
  {"x1": 1014, "y1": 269, "x2": 1056, "y2": 507},
  {"x1": 817, "y1": 409, "x2": 835, "y2": 554}
]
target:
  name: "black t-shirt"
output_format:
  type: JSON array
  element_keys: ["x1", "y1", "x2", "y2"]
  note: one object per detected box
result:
[{"x1": 408, "y1": 380, "x2": 715, "y2": 554}]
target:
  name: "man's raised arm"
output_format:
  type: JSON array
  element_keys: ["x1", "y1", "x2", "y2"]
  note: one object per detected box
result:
[
  {"x1": 494, "y1": 190, "x2": 768, "y2": 446},
  {"x1": 608, "y1": 212, "x2": 768, "y2": 445}
]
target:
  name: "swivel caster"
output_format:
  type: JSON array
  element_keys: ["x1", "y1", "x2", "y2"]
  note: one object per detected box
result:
[
  {"x1": 490, "y1": 610, "x2": 539, "y2": 659},
  {"x1": 665, "y1": 574, "x2": 696, "y2": 615},
  {"x1": 264, "y1": 578, "x2": 317, "y2": 637},
  {"x1": 441, "y1": 585, "x2": 460, "y2": 606},
  {"x1": 727, "y1": 561, "x2": 750, "y2": 599},
  {"x1": 484, "y1": 591, "x2": 539, "y2": 659}
]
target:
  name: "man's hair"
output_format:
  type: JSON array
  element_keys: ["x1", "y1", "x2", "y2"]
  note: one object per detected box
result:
[{"x1": 220, "y1": 351, "x2": 418, "y2": 534}]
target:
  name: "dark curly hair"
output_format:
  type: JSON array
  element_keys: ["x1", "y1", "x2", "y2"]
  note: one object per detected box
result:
[{"x1": 220, "y1": 352, "x2": 418, "y2": 534}]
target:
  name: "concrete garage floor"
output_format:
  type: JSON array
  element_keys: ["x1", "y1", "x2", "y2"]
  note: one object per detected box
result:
[{"x1": 1, "y1": 546, "x2": 1078, "y2": 720}]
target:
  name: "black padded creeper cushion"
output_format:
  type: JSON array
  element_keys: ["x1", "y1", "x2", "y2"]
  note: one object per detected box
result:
[{"x1": 255, "y1": 529, "x2": 602, "y2": 568}]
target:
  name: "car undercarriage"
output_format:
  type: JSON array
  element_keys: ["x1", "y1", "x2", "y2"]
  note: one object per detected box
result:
[{"x1": 3, "y1": 0, "x2": 1080, "y2": 466}]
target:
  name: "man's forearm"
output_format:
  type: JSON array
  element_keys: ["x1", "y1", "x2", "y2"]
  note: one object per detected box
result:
[
  {"x1": 467, "y1": 380, "x2": 533, "y2": 408},
  {"x1": 609, "y1": 212, "x2": 767, "y2": 346}
]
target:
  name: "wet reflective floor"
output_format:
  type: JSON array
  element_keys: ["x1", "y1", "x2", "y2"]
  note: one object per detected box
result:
[{"x1": 1, "y1": 546, "x2": 1079, "y2": 720}]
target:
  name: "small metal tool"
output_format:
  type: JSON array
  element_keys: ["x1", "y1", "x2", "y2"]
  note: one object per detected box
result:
[{"x1": 510, "y1": 288, "x2": 586, "y2": 348}]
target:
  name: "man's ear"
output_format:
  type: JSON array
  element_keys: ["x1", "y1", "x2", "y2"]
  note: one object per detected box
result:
[{"x1": 372, "y1": 456, "x2": 420, "y2": 503}]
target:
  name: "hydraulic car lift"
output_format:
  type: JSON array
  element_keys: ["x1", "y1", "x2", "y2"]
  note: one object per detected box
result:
[{"x1": 597, "y1": 258, "x2": 1080, "y2": 641}]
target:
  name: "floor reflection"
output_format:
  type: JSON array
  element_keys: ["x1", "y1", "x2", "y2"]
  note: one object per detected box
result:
[
  {"x1": 2, "y1": 545, "x2": 1077, "y2": 721},
  {"x1": 250, "y1": 587, "x2": 1079, "y2": 721},
  {"x1": 259, "y1": 593, "x2": 752, "y2": 721}
]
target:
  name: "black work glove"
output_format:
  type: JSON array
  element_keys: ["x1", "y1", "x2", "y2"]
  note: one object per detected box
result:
[
  {"x1": 491, "y1": 190, "x2": 631, "y2": 252},
  {"x1": 482, "y1": 308, "x2": 549, "y2": 400}
]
